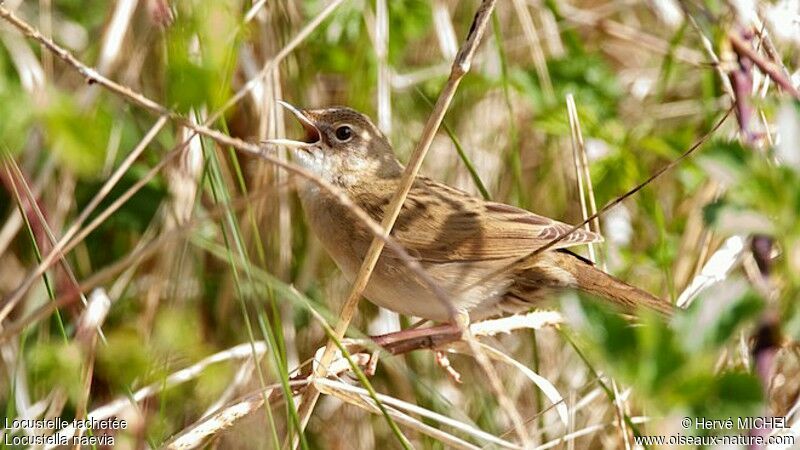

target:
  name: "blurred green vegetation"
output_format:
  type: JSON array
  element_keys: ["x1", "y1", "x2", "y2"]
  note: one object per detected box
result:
[
  {"x1": 0, "y1": 0, "x2": 799, "y2": 448},
  {"x1": 568, "y1": 281, "x2": 764, "y2": 426}
]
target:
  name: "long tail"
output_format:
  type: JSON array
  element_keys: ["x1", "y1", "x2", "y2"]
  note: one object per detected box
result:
[{"x1": 557, "y1": 251, "x2": 675, "y2": 317}]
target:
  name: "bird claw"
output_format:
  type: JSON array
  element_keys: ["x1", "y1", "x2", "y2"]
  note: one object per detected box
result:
[
  {"x1": 364, "y1": 350, "x2": 381, "y2": 377},
  {"x1": 312, "y1": 343, "x2": 374, "y2": 378},
  {"x1": 435, "y1": 351, "x2": 462, "y2": 383}
]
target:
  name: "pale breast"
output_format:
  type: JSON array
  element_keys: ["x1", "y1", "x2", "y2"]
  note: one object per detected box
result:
[{"x1": 298, "y1": 185, "x2": 514, "y2": 321}]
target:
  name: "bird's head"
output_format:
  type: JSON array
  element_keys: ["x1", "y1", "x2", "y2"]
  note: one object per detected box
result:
[{"x1": 265, "y1": 102, "x2": 402, "y2": 187}]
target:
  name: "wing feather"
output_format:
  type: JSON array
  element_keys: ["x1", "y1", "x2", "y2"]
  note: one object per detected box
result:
[{"x1": 353, "y1": 177, "x2": 602, "y2": 263}]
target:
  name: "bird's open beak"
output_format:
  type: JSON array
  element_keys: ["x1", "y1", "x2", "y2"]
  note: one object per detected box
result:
[{"x1": 262, "y1": 100, "x2": 321, "y2": 149}]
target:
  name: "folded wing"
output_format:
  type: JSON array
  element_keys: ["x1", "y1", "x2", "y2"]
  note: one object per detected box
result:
[{"x1": 353, "y1": 177, "x2": 602, "y2": 263}]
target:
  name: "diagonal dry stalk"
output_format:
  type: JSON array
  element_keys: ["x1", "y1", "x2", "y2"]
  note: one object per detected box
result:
[
  {"x1": 0, "y1": 186, "x2": 296, "y2": 345},
  {"x1": 165, "y1": 373, "x2": 520, "y2": 450},
  {"x1": 0, "y1": 0, "x2": 342, "y2": 300},
  {"x1": 0, "y1": 14, "x2": 482, "y2": 446},
  {"x1": 161, "y1": 310, "x2": 562, "y2": 450},
  {"x1": 729, "y1": 31, "x2": 800, "y2": 100},
  {"x1": 0, "y1": 6, "x2": 531, "y2": 442},
  {"x1": 0, "y1": 4, "x2": 454, "y2": 336},
  {"x1": 558, "y1": 4, "x2": 706, "y2": 65},
  {"x1": 465, "y1": 107, "x2": 734, "y2": 295},
  {"x1": 214, "y1": 0, "x2": 347, "y2": 125},
  {"x1": 686, "y1": 14, "x2": 736, "y2": 102},
  {"x1": 512, "y1": 0, "x2": 554, "y2": 102},
  {"x1": 0, "y1": 117, "x2": 167, "y2": 323},
  {"x1": 161, "y1": 383, "x2": 303, "y2": 450},
  {"x1": 313, "y1": 378, "x2": 517, "y2": 450},
  {"x1": 1, "y1": 156, "x2": 90, "y2": 316},
  {"x1": 0, "y1": 3, "x2": 738, "y2": 447},
  {"x1": 47, "y1": 341, "x2": 276, "y2": 448},
  {"x1": 566, "y1": 94, "x2": 597, "y2": 263},
  {"x1": 0, "y1": 117, "x2": 174, "y2": 323},
  {"x1": 532, "y1": 416, "x2": 650, "y2": 450},
  {"x1": 0, "y1": 156, "x2": 54, "y2": 257},
  {"x1": 294, "y1": 0, "x2": 495, "y2": 418},
  {"x1": 567, "y1": 94, "x2": 636, "y2": 450},
  {"x1": 290, "y1": 1, "x2": 525, "y2": 446}
]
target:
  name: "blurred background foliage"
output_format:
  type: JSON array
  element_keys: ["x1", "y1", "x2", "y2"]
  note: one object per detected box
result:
[{"x1": 0, "y1": 0, "x2": 799, "y2": 448}]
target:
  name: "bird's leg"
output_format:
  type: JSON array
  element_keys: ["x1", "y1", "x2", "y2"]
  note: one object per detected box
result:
[
  {"x1": 370, "y1": 311, "x2": 469, "y2": 355},
  {"x1": 434, "y1": 350, "x2": 462, "y2": 383},
  {"x1": 365, "y1": 311, "x2": 470, "y2": 380},
  {"x1": 364, "y1": 349, "x2": 381, "y2": 377}
]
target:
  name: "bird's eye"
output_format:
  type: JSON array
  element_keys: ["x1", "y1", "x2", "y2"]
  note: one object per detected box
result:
[{"x1": 334, "y1": 125, "x2": 353, "y2": 142}]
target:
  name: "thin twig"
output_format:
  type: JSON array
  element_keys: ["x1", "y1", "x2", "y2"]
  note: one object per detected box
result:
[
  {"x1": 566, "y1": 94, "x2": 597, "y2": 263},
  {"x1": 0, "y1": 187, "x2": 297, "y2": 345},
  {"x1": 729, "y1": 31, "x2": 800, "y2": 99},
  {"x1": 512, "y1": 0, "x2": 554, "y2": 102},
  {"x1": 168, "y1": 310, "x2": 561, "y2": 450},
  {"x1": 467, "y1": 107, "x2": 734, "y2": 294},
  {"x1": 686, "y1": 14, "x2": 736, "y2": 102},
  {"x1": 0, "y1": 5, "x2": 452, "y2": 338},
  {"x1": 292, "y1": 0, "x2": 518, "y2": 445}
]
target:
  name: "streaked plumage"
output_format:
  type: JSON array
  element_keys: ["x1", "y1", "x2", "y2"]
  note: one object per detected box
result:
[{"x1": 268, "y1": 103, "x2": 675, "y2": 322}]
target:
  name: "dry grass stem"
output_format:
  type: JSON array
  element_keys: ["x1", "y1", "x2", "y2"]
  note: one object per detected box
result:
[
  {"x1": 566, "y1": 94, "x2": 598, "y2": 264},
  {"x1": 47, "y1": 341, "x2": 270, "y2": 447},
  {"x1": 314, "y1": 377, "x2": 519, "y2": 449},
  {"x1": 567, "y1": 94, "x2": 632, "y2": 449},
  {"x1": 512, "y1": 0, "x2": 554, "y2": 101},
  {"x1": 294, "y1": 0, "x2": 508, "y2": 443},
  {"x1": 468, "y1": 107, "x2": 733, "y2": 293},
  {"x1": 729, "y1": 32, "x2": 800, "y2": 99},
  {"x1": 532, "y1": 417, "x2": 649, "y2": 450},
  {"x1": 1, "y1": 2, "x2": 794, "y2": 448},
  {"x1": 0, "y1": 116, "x2": 168, "y2": 324},
  {"x1": 0, "y1": 6, "x2": 455, "y2": 341},
  {"x1": 161, "y1": 382, "x2": 311, "y2": 450}
]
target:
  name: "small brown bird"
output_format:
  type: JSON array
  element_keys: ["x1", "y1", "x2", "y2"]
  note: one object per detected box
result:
[{"x1": 267, "y1": 102, "x2": 674, "y2": 323}]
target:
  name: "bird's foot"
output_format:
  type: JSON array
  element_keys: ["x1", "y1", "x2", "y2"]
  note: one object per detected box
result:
[
  {"x1": 370, "y1": 322, "x2": 464, "y2": 354},
  {"x1": 435, "y1": 351, "x2": 462, "y2": 383},
  {"x1": 312, "y1": 344, "x2": 373, "y2": 378},
  {"x1": 364, "y1": 349, "x2": 381, "y2": 377}
]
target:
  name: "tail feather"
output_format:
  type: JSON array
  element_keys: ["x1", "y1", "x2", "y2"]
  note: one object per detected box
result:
[
  {"x1": 507, "y1": 250, "x2": 675, "y2": 317},
  {"x1": 558, "y1": 251, "x2": 675, "y2": 317}
]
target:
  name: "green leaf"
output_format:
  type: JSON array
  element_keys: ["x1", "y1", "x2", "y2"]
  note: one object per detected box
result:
[
  {"x1": 97, "y1": 328, "x2": 152, "y2": 389},
  {"x1": 27, "y1": 342, "x2": 84, "y2": 403},
  {"x1": 165, "y1": 1, "x2": 239, "y2": 112},
  {"x1": 0, "y1": 85, "x2": 33, "y2": 153},
  {"x1": 563, "y1": 296, "x2": 686, "y2": 392},
  {"x1": 41, "y1": 93, "x2": 111, "y2": 177},
  {"x1": 695, "y1": 371, "x2": 762, "y2": 420},
  {"x1": 564, "y1": 288, "x2": 763, "y2": 418}
]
